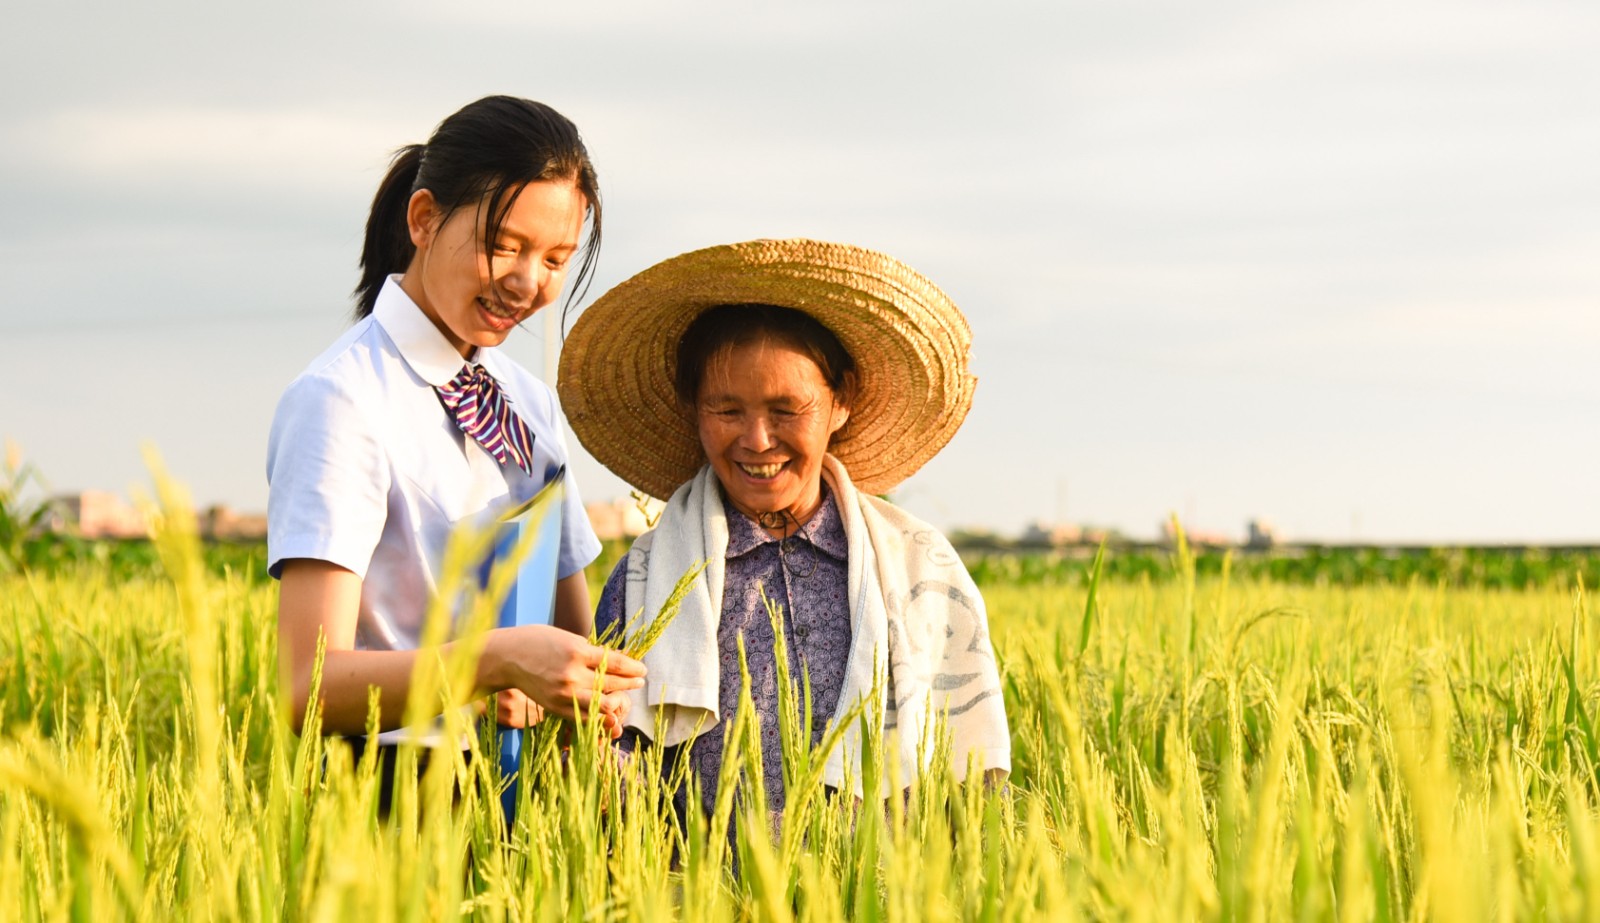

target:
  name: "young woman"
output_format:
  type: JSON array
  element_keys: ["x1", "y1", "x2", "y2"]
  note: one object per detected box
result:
[{"x1": 267, "y1": 96, "x2": 645, "y2": 769}]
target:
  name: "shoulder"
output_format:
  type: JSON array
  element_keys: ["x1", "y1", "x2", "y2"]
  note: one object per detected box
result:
[
  {"x1": 860, "y1": 494, "x2": 972, "y2": 577},
  {"x1": 603, "y1": 529, "x2": 659, "y2": 589},
  {"x1": 860, "y1": 492, "x2": 939, "y2": 535},
  {"x1": 595, "y1": 533, "x2": 656, "y2": 636},
  {"x1": 273, "y1": 319, "x2": 391, "y2": 419},
  {"x1": 626, "y1": 525, "x2": 658, "y2": 561},
  {"x1": 594, "y1": 555, "x2": 630, "y2": 636},
  {"x1": 301, "y1": 316, "x2": 389, "y2": 379},
  {"x1": 268, "y1": 320, "x2": 402, "y2": 483}
]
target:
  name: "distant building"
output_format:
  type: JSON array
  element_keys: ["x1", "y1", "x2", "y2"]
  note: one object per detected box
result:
[
  {"x1": 1159, "y1": 519, "x2": 1233, "y2": 547},
  {"x1": 202, "y1": 505, "x2": 269, "y2": 541},
  {"x1": 1079, "y1": 526, "x2": 1116, "y2": 546},
  {"x1": 49, "y1": 491, "x2": 149, "y2": 539},
  {"x1": 947, "y1": 526, "x2": 1006, "y2": 550},
  {"x1": 1245, "y1": 518, "x2": 1280, "y2": 550},
  {"x1": 585, "y1": 497, "x2": 656, "y2": 541},
  {"x1": 48, "y1": 493, "x2": 272, "y2": 541},
  {"x1": 1020, "y1": 520, "x2": 1083, "y2": 547}
]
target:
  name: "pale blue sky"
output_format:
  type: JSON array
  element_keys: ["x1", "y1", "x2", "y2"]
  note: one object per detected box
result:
[{"x1": 2, "y1": 0, "x2": 1595, "y2": 543}]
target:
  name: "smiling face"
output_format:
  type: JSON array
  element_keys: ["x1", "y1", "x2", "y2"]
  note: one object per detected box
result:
[
  {"x1": 695, "y1": 338, "x2": 851, "y2": 530},
  {"x1": 399, "y1": 179, "x2": 586, "y2": 359}
]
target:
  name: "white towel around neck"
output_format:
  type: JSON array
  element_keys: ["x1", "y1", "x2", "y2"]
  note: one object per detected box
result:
[{"x1": 619, "y1": 455, "x2": 1010, "y2": 795}]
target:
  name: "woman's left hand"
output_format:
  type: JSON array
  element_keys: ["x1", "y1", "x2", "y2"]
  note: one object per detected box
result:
[{"x1": 494, "y1": 688, "x2": 545, "y2": 729}]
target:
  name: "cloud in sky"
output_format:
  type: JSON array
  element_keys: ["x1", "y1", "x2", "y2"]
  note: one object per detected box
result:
[{"x1": 1, "y1": 0, "x2": 1595, "y2": 543}]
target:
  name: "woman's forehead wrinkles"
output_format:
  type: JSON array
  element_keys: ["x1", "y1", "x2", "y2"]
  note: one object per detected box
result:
[{"x1": 701, "y1": 343, "x2": 828, "y2": 397}]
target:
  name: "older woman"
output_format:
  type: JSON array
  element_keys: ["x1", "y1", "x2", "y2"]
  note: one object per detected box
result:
[{"x1": 557, "y1": 239, "x2": 1009, "y2": 821}]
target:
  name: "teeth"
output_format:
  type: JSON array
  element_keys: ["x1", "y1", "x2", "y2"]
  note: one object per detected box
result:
[
  {"x1": 480, "y1": 298, "x2": 519, "y2": 320},
  {"x1": 739, "y1": 463, "x2": 782, "y2": 479}
]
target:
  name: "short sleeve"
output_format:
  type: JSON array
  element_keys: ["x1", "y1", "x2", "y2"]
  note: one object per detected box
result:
[
  {"x1": 556, "y1": 473, "x2": 602, "y2": 579},
  {"x1": 266, "y1": 373, "x2": 391, "y2": 580},
  {"x1": 539, "y1": 385, "x2": 602, "y2": 580}
]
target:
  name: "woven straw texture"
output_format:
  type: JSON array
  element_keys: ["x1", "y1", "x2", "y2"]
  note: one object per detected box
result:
[{"x1": 558, "y1": 239, "x2": 975, "y2": 500}]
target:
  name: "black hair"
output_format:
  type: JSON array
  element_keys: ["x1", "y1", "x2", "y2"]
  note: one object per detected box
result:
[
  {"x1": 674, "y1": 304, "x2": 858, "y2": 407},
  {"x1": 354, "y1": 95, "x2": 602, "y2": 321}
]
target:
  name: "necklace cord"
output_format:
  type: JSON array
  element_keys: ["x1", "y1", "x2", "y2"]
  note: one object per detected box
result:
[{"x1": 757, "y1": 508, "x2": 818, "y2": 579}]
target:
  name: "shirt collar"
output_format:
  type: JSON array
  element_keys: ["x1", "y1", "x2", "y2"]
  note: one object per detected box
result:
[
  {"x1": 722, "y1": 481, "x2": 848, "y2": 562},
  {"x1": 372, "y1": 275, "x2": 481, "y2": 387}
]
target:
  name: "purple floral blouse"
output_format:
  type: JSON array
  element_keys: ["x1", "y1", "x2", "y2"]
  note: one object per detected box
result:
[{"x1": 595, "y1": 482, "x2": 852, "y2": 824}]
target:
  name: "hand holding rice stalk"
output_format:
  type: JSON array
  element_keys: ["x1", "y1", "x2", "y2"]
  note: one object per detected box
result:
[
  {"x1": 593, "y1": 559, "x2": 708, "y2": 658},
  {"x1": 529, "y1": 560, "x2": 702, "y2": 754},
  {"x1": 506, "y1": 562, "x2": 706, "y2": 768}
]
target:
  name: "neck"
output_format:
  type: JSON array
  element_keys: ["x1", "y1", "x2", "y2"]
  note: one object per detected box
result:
[
  {"x1": 398, "y1": 268, "x2": 475, "y2": 360},
  {"x1": 734, "y1": 484, "x2": 825, "y2": 540}
]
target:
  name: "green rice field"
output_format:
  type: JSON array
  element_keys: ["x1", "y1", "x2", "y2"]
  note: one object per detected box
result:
[{"x1": 1, "y1": 484, "x2": 1596, "y2": 920}]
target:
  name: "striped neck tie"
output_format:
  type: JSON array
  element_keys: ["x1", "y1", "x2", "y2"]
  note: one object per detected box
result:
[{"x1": 436, "y1": 364, "x2": 538, "y2": 475}]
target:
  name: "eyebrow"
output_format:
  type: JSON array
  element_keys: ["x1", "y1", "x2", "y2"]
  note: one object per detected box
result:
[
  {"x1": 492, "y1": 225, "x2": 580, "y2": 252},
  {"x1": 698, "y1": 392, "x2": 815, "y2": 409}
]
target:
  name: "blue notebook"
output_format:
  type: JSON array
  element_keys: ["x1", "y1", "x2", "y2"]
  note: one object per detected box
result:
[{"x1": 476, "y1": 466, "x2": 566, "y2": 821}]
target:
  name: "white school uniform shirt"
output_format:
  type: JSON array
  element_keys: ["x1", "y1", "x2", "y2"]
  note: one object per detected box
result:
[{"x1": 267, "y1": 276, "x2": 601, "y2": 741}]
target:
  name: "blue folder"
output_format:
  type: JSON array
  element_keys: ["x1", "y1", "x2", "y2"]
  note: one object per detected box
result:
[{"x1": 476, "y1": 467, "x2": 566, "y2": 822}]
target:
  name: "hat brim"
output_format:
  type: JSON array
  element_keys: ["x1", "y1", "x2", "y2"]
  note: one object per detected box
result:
[{"x1": 558, "y1": 239, "x2": 975, "y2": 500}]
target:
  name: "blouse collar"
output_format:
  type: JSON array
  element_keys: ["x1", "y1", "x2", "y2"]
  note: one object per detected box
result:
[
  {"x1": 722, "y1": 481, "x2": 848, "y2": 562},
  {"x1": 372, "y1": 275, "x2": 510, "y2": 387}
]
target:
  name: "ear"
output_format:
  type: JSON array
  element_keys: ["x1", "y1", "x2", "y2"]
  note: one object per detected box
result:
[
  {"x1": 828, "y1": 399, "x2": 851, "y2": 435},
  {"x1": 828, "y1": 371, "x2": 857, "y2": 435},
  {"x1": 405, "y1": 188, "x2": 441, "y2": 250}
]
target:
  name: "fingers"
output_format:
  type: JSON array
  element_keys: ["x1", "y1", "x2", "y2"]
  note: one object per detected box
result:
[
  {"x1": 495, "y1": 688, "x2": 525, "y2": 718},
  {"x1": 494, "y1": 689, "x2": 545, "y2": 728},
  {"x1": 588, "y1": 648, "x2": 647, "y2": 697},
  {"x1": 598, "y1": 670, "x2": 646, "y2": 695},
  {"x1": 499, "y1": 687, "x2": 629, "y2": 739},
  {"x1": 597, "y1": 691, "x2": 631, "y2": 739},
  {"x1": 602, "y1": 690, "x2": 631, "y2": 725},
  {"x1": 547, "y1": 659, "x2": 643, "y2": 705},
  {"x1": 496, "y1": 626, "x2": 646, "y2": 726},
  {"x1": 563, "y1": 686, "x2": 632, "y2": 717},
  {"x1": 583, "y1": 644, "x2": 647, "y2": 679}
]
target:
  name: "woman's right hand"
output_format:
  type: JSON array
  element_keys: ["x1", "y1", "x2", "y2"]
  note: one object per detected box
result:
[{"x1": 485, "y1": 625, "x2": 647, "y2": 738}]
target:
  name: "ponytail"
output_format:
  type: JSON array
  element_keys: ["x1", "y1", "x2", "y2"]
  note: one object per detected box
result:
[
  {"x1": 354, "y1": 144, "x2": 425, "y2": 318},
  {"x1": 349, "y1": 97, "x2": 603, "y2": 323}
]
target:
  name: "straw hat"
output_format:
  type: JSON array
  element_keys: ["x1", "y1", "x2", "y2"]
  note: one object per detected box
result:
[{"x1": 557, "y1": 238, "x2": 975, "y2": 500}]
